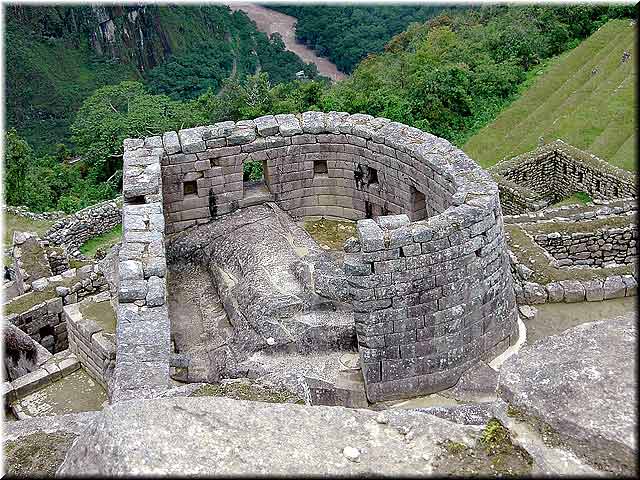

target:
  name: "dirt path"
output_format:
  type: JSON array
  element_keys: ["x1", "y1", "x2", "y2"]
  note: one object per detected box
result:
[{"x1": 228, "y1": 3, "x2": 347, "y2": 81}]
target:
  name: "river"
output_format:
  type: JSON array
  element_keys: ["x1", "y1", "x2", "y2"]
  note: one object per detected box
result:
[{"x1": 227, "y1": 3, "x2": 347, "y2": 82}]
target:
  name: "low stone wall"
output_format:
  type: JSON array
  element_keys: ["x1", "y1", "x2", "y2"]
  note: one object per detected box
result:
[
  {"x1": 514, "y1": 275, "x2": 637, "y2": 305},
  {"x1": 491, "y1": 140, "x2": 636, "y2": 215},
  {"x1": 533, "y1": 223, "x2": 637, "y2": 267},
  {"x1": 65, "y1": 294, "x2": 116, "y2": 391},
  {"x1": 44, "y1": 199, "x2": 122, "y2": 258},
  {"x1": 5, "y1": 265, "x2": 108, "y2": 353},
  {"x1": 112, "y1": 137, "x2": 170, "y2": 402},
  {"x1": 2, "y1": 351, "x2": 81, "y2": 415},
  {"x1": 503, "y1": 197, "x2": 636, "y2": 224},
  {"x1": 122, "y1": 112, "x2": 519, "y2": 403},
  {"x1": 2, "y1": 205, "x2": 66, "y2": 221}
]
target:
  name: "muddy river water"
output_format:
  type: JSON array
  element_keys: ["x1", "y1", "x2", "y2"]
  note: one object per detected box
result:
[{"x1": 228, "y1": 3, "x2": 347, "y2": 81}]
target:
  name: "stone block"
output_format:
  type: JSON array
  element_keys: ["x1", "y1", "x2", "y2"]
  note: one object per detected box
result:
[
  {"x1": 119, "y1": 279, "x2": 148, "y2": 303},
  {"x1": 119, "y1": 260, "x2": 144, "y2": 281},
  {"x1": 559, "y1": 280, "x2": 585, "y2": 303},
  {"x1": 583, "y1": 279, "x2": 604, "y2": 302},
  {"x1": 603, "y1": 276, "x2": 626, "y2": 299},
  {"x1": 146, "y1": 276, "x2": 166, "y2": 307}
]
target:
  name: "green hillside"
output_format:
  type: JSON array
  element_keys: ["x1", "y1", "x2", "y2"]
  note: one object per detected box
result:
[{"x1": 463, "y1": 19, "x2": 637, "y2": 172}]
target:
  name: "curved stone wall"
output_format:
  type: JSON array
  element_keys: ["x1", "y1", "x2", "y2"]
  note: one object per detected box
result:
[{"x1": 122, "y1": 111, "x2": 519, "y2": 402}]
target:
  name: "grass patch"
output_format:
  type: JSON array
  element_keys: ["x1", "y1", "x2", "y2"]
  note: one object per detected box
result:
[
  {"x1": 552, "y1": 191, "x2": 593, "y2": 207},
  {"x1": 3, "y1": 432, "x2": 78, "y2": 477},
  {"x1": 435, "y1": 421, "x2": 533, "y2": 476},
  {"x1": 79, "y1": 300, "x2": 116, "y2": 334},
  {"x1": 3, "y1": 213, "x2": 53, "y2": 249},
  {"x1": 505, "y1": 224, "x2": 631, "y2": 284},
  {"x1": 523, "y1": 214, "x2": 633, "y2": 236},
  {"x1": 79, "y1": 224, "x2": 122, "y2": 258},
  {"x1": 191, "y1": 381, "x2": 302, "y2": 404},
  {"x1": 303, "y1": 218, "x2": 357, "y2": 251},
  {"x1": 464, "y1": 19, "x2": 636, "y2": 171}
]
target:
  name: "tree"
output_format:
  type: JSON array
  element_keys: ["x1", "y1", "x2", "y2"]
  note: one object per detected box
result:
[
  {"x1": 70, "y1": 81, "x2": 207, "y2": 182},
  {"x1": 4, "y1": 129, "x2": 32, "y2": 206}
]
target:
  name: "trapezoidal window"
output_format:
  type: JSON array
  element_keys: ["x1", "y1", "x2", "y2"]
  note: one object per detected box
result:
[
  {"x1": 409, "y1": 186, "x2": 427, "y2": 221},
  {"x1": 367, "y1": 167, "x2": 379, "y2": 185},
  {"x1": 314, "y1": 160, "x2": 328, "y2": 177},
  {"x1": 183, "y1": 180, "x2": 198, "y2": 197}
]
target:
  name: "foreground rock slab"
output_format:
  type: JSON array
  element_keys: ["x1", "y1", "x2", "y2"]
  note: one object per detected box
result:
[
  {"x1": 497, "y1": 313, "x2": 637, "y2": 475},
  {"x1": 58, "y1": 396, "x2": 485, "y2": 476}
]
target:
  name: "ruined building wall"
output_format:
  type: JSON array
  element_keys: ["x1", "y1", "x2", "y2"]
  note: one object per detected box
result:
[
  {"x1": 491, "y1": 140, "x2": 637, "y2": 215},
  {"x1": 112, "y1": 136, "x2": 170, "y2": 402},
  {"x1": 158, "y1": 112, "x2": 455, "y2": 234},
  {"x1": 123, "y1": 112, "x2": 518, "y2": 402}
]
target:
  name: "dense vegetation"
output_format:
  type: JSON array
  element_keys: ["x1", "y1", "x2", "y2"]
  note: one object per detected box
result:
[
  {"x1": 464, "y1": 18, "x2": 636, "y2": 171},
  {"x1": 270, "y1": 4, "x2": 453, "y2": 73},
  {"x1": 4, "y1": 4, "x2": 636, "y2": 214},
  {"x1": 5, "y1": 5, "x2": 315, "y2": 153}
]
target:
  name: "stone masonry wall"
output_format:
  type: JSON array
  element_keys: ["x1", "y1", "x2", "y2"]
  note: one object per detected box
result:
[
  {"x1": 123, "y1": 112, "x2": 518, "y2": 403},
  {"x1": 533, "y1": 222, "x2": 637, "y2": 267},
  {"x1": 158, "y1": 112, "x2": 458, "y2": 234},
  {"x1": 491, "y1": 140, "x2": 636, "y2": 215},
  {"x1": 44, "y1": 199, "x2": 122, "y2": 258},
  {"x1": 112, "y1": 136, "x2": 170, "y2": 402},
  {"x1": 65, "y1": 295, "x2": 116, "y2": 391}
]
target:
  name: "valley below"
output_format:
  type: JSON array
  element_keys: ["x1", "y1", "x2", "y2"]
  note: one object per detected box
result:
[{"x1": 228, "y1": 3, "x2": 347, "y2": 81}]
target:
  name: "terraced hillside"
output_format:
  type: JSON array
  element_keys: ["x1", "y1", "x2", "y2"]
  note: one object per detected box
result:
[{"x1": 464, "y1": 19, "x2": 636, "y2": 172}]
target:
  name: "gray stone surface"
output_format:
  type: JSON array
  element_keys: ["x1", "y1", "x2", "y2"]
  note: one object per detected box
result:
[
  {"x1": 440, "y1": 361, "x2": 498, "y2": 403},
  {"x1": 498, "y1": 313, "x2": 637, "y2": 475},
  {"x1": 58, "y1": 396, "x2": 483, "y2": 476}
]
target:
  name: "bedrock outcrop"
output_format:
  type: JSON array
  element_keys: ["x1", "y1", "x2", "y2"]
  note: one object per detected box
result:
[
  {"x1": 497, "y1": 312, "x2": 637, "y2": 475},
  {"x1": 57, "y1": 396, "x2": 486, "y2": 476}
]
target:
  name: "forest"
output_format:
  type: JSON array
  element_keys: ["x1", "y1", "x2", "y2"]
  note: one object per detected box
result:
[
  {"x1": 4, "y1": 3, "x2": 635, "y2": 214},
  {"x1": 269, "y1": 4, "x2": 455, "y2": 73}
]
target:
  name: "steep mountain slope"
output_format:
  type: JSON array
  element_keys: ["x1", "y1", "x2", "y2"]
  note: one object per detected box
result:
[
  {"x1": 463, "y1": 19, "x2": 637, "y2": 171},
  {"x1": 4, "y1": 5, "x2": 309, "y2": 153}
]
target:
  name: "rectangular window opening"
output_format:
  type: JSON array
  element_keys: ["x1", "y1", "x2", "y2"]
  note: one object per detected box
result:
[
  {"x1": 183, "y1": 180, "x2": 198, "y2": 197},
  {"x1": 314, "y1": 160, "x2": 328, "y2": 176},
  {"x1": 367, "y1": 167, "x2": 379, "y2": 185}
]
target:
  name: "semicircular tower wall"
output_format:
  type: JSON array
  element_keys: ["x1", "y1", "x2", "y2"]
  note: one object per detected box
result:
[{"x1": 122, "y1": 111, "x2": 519, "y2": 402}]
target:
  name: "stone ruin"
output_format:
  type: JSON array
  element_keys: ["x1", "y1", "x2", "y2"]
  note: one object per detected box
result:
[
  {"x1": 3, "y1": 112, "x2": 637, "y2": 477},
  {"x1": 114, "y1": 111, "x2": 520, "y2": 403}
]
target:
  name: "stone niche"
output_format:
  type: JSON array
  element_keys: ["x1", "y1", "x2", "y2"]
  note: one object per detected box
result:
[{"x1": 122, "y1": 111, "x2": 519, "y2": 402}]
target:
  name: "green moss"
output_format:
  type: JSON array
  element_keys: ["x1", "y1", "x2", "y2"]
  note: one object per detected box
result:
[
  {"x1": 303, "y1": 218, "x2": 357, "y2": 251},
  {"x1": 79, "y1": 224, "x2": 122, "y2": 258},
  {"x1": 3, "y1": 213, "x2": 54, "y2": 249},
  {"x1": 4, "y1": 289, "x2": 54, "y2": 316},
  {"x1": 443, "y1": 440, "x2": 468, "y2": 455},
  {"x1": 506, "y1": 404, "x2": 528, "y2": 422},
  {"x1": 523, "y1": 214, "x2": 633, "y2": 236},
  {"x1": 3, "y1": 431, "x2": 77, "y2": 477},
  {"x1": 435, "y1": 423, "x2": 533, "y2": 476},
  {"x1": 191, "y1": 381, "x2": 301, "y2": 404}
]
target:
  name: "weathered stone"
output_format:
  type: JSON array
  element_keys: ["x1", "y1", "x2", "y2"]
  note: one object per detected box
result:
[
  {"x1": 545, "y1": 282, "x2": 564, "y2": 303},
  {"x1": 146, "y1": 276, "x2": 166, "y2": 307},
  {"x1": 558, "y1": 280, "x2": 585, "y2": 303},
  {"x1": 583, "y1": 279, "x2": 604, "y2": 302},
  {"x1": 498, "y1": 314, "x2": 637, "y2": 476},
  {"x1": 118, "y1": 260, "x2": 143, "y2": 281},
  {"x1": 523, "y1": 282, "x2": 548, "y2": 304},
  {"x1": 58, "y1": 397, "x2": 484, "y2": 476},
  {"x1": 603, "y1": 276, "x2": 626, "y2": 299}
]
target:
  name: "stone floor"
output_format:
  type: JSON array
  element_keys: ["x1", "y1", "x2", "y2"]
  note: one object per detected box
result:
[
  {"x1": 167, "y1": 262, "x2": 234, "y2": 383},
  {"x1": 523, "y1": 296, "x2": 636, "y2": 344},
  {"x1": 12, "y1": 369, "x2": 106, "y2": 418}
]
